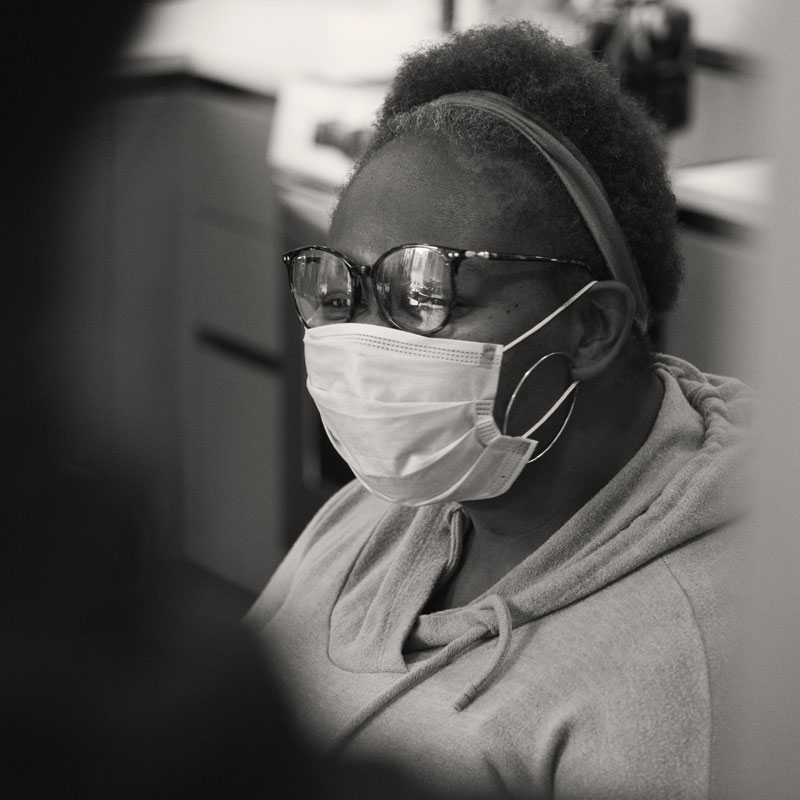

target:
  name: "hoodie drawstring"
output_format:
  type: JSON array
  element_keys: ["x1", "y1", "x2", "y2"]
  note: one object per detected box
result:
[
  {"x1": 330, "y1": 593, "x2": 513, "y2": 756},
  {"x1": 452, "y1": 593, "x2": 512, "y2": 711}
]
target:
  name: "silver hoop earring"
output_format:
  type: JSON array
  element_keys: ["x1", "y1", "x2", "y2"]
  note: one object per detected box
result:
[{"x1": 502, "y1": 351, "x2": 579, "y2": 464}]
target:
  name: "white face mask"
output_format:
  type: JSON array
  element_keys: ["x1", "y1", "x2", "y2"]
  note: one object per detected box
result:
[{"x1": 303, "y1": 281, "x2": 597, "y2": 507}]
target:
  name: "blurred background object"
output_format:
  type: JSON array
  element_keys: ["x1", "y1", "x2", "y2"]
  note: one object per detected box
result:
[{"x1": 584, "y1": 0, "x2": 694, "y2": 132}]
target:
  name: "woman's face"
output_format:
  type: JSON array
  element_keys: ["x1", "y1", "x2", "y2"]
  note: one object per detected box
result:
[
  {"x1": 327, "y1": 134, "x2": 583, "y2": 434},
  {"x1": 329, "y1": 135, "x2": 576, "y2": 345}
]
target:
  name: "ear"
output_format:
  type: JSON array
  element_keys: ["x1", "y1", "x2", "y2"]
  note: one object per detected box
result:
[{"x1": 570, "y1": 281, "x2": 635, "y2": 381}]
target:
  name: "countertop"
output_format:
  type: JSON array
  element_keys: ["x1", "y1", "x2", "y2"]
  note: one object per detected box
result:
[{"x1": 671, "y1": 158, "x2": 770, "y2": 231}]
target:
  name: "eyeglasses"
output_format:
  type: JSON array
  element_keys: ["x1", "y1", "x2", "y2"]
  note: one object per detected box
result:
[{"x1": 282, "y1": 244, "x2": 591, "y2": 335}]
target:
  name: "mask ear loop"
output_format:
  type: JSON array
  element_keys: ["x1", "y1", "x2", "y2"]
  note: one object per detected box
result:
[{"x1": 502, "y1": 352, "x2": 579, "y2": 464}]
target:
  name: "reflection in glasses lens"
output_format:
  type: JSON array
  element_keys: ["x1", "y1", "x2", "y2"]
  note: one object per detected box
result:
[
  {"x1": 291, "y1": 249, "x2": 353, "y2": 327},
  {"x1": 376, "y1": 247, "x2": 452, "y2": 334}
]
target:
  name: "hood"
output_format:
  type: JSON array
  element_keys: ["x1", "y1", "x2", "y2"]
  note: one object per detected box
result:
[{"x1": 325, "y1": 354, "x2": 755, "y2": 746}]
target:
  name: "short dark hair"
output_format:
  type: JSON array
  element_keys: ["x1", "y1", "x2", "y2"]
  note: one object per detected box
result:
[{"x1": 350, "y1": 21, "x2": 682, "y2": 325}]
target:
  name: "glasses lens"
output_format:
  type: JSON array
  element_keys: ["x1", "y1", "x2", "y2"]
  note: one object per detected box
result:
[
  {"x1": 376, "y1": 246, "x2": 453, "y2": 333},
  {"x1": 289, "y1": 248, "x2": 353, "y2": 327}
]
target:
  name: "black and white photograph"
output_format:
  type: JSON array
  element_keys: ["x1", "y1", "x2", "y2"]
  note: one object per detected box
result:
[{"x1": 3, "y1": 1, "x2": 797, "y2": 798}]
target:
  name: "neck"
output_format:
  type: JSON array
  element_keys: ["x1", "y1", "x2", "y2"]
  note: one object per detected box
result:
[{"x1": 433, "y1": 366, "x2": 664, "y2": 608}]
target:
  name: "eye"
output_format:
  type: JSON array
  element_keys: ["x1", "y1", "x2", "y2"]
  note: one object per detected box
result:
[{"x1": 319, "y1": 292, "x2": 350, "y2": 309}]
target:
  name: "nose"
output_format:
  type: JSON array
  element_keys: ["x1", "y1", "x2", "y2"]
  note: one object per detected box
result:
[{"x1": 352, "y1": 274, "x2": 389, "y2": 327}]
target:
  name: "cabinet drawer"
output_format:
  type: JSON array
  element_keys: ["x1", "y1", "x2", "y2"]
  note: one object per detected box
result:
[
  {"x1": 186, "y1": 215, "x2": 286, "y2": 356},
  {"x1": 182, "y1": 349, "x2": 288, "y2": 592}
]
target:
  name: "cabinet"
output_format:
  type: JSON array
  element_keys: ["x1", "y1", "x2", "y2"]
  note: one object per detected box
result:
[
  {"x1": 177, "y1": 88, "x2": 290, "y2": 592},
  {"x1": 55, "y1": 76, "x2": 302, "y2": 594},
  {"x1": 665, "y1": 160, "x2": 765, "y2": 387},
  {"x1": 662, "y1": 224, "x2": 760, "y2": 386}
]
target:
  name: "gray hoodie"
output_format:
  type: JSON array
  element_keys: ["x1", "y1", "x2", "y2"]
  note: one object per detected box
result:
[{"x1": 247, "y1": 355, "x2": 754, "y2": 799}]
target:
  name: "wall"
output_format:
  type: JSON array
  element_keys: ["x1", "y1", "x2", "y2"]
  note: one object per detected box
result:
[{"x1": 736, "y1": 0, "x2": 800, "y2": 795}]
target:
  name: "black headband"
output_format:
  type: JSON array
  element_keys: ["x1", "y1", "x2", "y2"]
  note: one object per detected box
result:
[{"x1": 430, "y1": 90, "x2": 650, "y2": 332}]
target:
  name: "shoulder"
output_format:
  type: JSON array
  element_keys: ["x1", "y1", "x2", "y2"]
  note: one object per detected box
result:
[
  {"x1": 246, "y1": 482, "x2": 446, "y2": 628},
  {"x1": 576, "y1": 525, "x2": 740, "y2": 700},
  {"x1": 660, "y1": 523, "x2": 740, "y2": 613},
  {"x1": 654, "y1": 523, "x2": 742, "y2": 705},
  {"x1": 491, "y1": 530, "x2": 740, "y2": 797},
  {"x1": 245, "y1": 481, "x2": 392, "y2": 628}
]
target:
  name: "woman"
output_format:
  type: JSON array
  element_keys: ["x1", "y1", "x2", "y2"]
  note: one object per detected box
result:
[{"x1": 248, "y1": 22, "x2": 752, "y2": 799}]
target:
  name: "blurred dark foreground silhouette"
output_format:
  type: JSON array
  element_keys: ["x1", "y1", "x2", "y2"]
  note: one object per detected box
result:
[{"x1": 0, "y1": 5, "x2": 440, "y2": 797}]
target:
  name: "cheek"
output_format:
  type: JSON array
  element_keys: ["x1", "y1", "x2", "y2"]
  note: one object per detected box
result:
[
  {"x1": 493, "y1": 325, "x2": 575, "y2": 433},
  {"x1": 450, "y1": 282, "x2": 551, "y2": 344}
]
